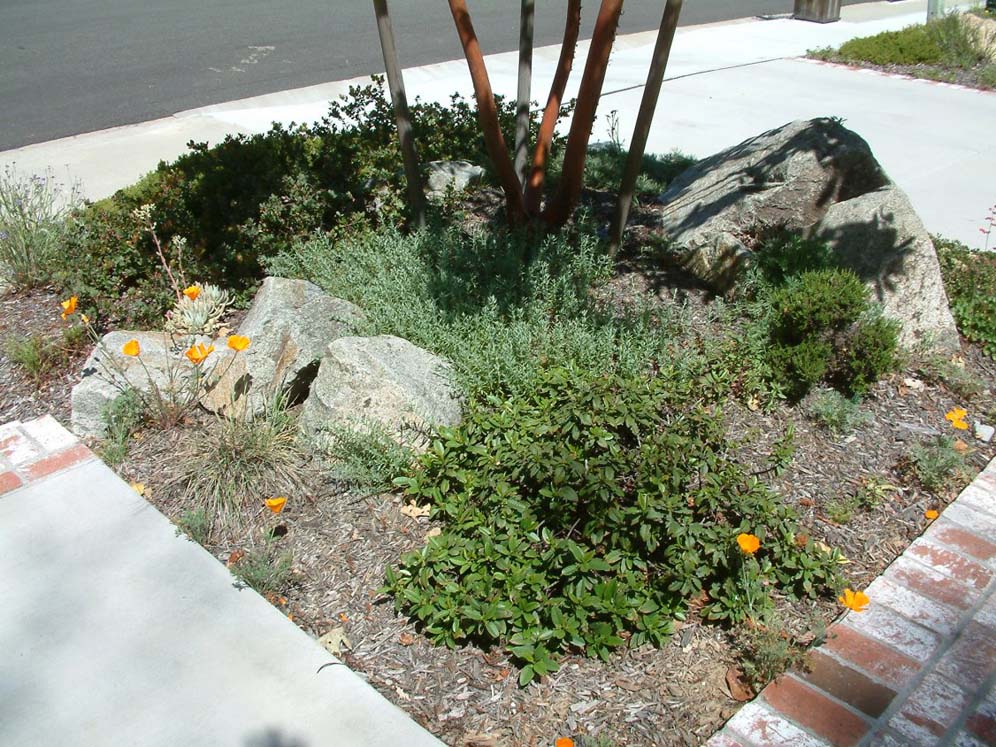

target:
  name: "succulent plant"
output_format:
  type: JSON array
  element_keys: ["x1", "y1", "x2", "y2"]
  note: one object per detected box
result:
[{"x1": 165, "y1": 283, "x2": 231, "y2": 336}]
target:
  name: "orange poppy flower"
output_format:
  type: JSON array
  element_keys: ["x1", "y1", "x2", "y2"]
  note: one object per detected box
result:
[
  {"x1": 555, "y1": 739, "x2": 575, "y2": 747},
  {"x1": 945, "y1": 407, "x2": 969, "y2": 431},
  {"x1": 60, "y1": 296, "x2": 78, "y2": 320},
  {"x1": 838, "y1": 588, "x2": 870, "y2": 612},
  {"x1": 227, "y1": 335, "x2": 251, "y2": 352},
  {"x1": 925, "y1": 509, "x2": 939, "y2": 520},
  {"x1": 736, "y1": 533, "x2": 760, "y2": 555},
  {"x1": 182, "y1": 285, "x2": 201, "y2": 301},
  {"x1": 185, "y1": 343, "x2": 214, "y2": 365},
  {"x1": 122, "y1": 339, "x2": 141, "y2": 357},
  {"x1": 265, "y1": 496, "x2": 287, "y2": 514}
]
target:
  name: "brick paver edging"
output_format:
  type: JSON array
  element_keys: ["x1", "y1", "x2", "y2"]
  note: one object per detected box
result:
[
  {"x1": 0, "y1": 416, "x2": 94, "y2": 495},
  {"x1": 707, "y1": 458, "x2": 996, "y2": 747}
]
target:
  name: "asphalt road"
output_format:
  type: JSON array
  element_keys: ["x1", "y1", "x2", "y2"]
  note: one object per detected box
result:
[{"x1": 0, "y1": 1, "x2": 874, "y2": 151}]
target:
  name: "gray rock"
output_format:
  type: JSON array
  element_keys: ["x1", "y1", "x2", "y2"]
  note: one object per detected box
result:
[
  {"x1": 658, "y1": 118, "x2": 957, "y2": 349},
  {"x1": 71, "y1": 331, "x2": 211, "y2": 438},
  {"x1": 811, "y1": 186, "x2": 960, "y2": 351},
  {"x1": 299, "y1": 335, "x2": 462, "y2": 448},
  {"x1": 426, "y1": 160, "x2": 485, "y2": 196},
  {"x1": 974, "y1": 422, "x2": 995, "y2": 444},
  {"x1": 201, "y1": 277, "x2": 364, "y2": 416}
]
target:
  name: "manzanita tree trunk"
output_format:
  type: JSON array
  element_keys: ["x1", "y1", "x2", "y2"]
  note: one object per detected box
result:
[
  {"x1": 447, "y1": 0, "x2": 527, "y2": 223},
  {"x1": 372, "y1": 0, "x2": 426, "y2": 228},
  {"x1": 542, "y1": 0, "x2": 626, "y2": 227},
  {"x1": 524, "y1": 0, "x2": 581, "y2": 216},
  {"x1": 514, "y1": 0, "x2": 535, "y2": 189},
  {"x1": 608, "y1": 0, "x2": 683, "y2": 256}
]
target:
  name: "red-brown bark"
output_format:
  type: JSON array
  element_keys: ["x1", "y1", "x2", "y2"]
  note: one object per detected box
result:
[
  {"x1": 447, "y1": 0, "x2": 526, "y2": 223},
  {"x1": 524, "y1": 0, "x2": 581, "y2": 217},
  {"x1": 543, "y1": 0, "x2": 625, "y2": 227}
]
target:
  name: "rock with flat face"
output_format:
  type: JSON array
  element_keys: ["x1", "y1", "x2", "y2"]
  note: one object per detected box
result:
[
  {"x1": 71, "y1": 331, "x2": 203, "y2": 438},
  {"x1": 299, "y1": 335, "x2": 462, "y2": 448},
  {"x1": 201, "y1": 277, "x2": 364, "y2": 416},
  {"x1": 810, "y1": 185, "x2": 959, "y2": 351},
  {"x1": 658, "y1": 118, "x2": 958, "y2": 349}
]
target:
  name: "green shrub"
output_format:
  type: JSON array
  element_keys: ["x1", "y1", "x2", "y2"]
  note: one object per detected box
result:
[
  {"x1": 936, "y1": 237, "x2": 996, "y2": 357},
  {"x1": 910, "y1": 436, "x2": 968, "y2": 493},
  {"x1": 805, "y1": 389, "x2": 871, "y2": 438},
  {"x1": 320, "y1": 421, "x2": 415, "y2": 493},
  {"x1": 385, "y1": 367, "x2": 840, "y2": 683},
  {"x1": 832, "y1": 14, "x2": 988, "y2": 69},
  {"x1": 59, "y1": 81, "x2": 555, "y2": 326},
  {"x1": 267, "y1": 224, "x2": 687, "y2": 398},
  {"x1": 0, "y1": 166, "x2": 81, "y2": 289},
  {"x1": 765, "y1": 269, "x2": 899, "y2": 398},
  {"x1": 232, "y1": 543, "x2": 294, "y2": 595},
  {"x1": 98, "y1": 388, "x2": 147, "y2": 467}
]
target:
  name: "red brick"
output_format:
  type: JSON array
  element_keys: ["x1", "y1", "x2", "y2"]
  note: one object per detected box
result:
[
  {"x1": 935, "y1": 622, "x2": 996, "y2": 686},
  {"x1": 802, "y1": 651, "x2": 897, "y2": 718},
  {"x1": 824, "y1": 625, "x2": 922, "y2": 689},
  {"x1": 22, "y1": 444, "x2": 93, "y2": 481},
  {"x1": 889, "y1": 673, "x2": 971, "y2": 745},
  {"x1": 763, "y1": 675, "x2": 870, "y2": 746},
  {"x1": 927, "y1": 521, "x2": 996, "y2": 565},
  {"x1": 704, "y1": 733, "x2": 750, "y2": 747},
  {"x1": 866, "y1": 576, "x2": 963, "y2": 636},
  {"x1": 943, "y1": 502, "x2": 996, "y2": 536},
  {"x1": 725, "y1": 702, "x2": 832, "y2": 747},
  {"x1": 908, "y1": 539, "x2": 993, "y2": 591},
  {"x1": 844, "y1": 605, "x2": 943, "y2": 661},
  {"x1": 967, "y1": 713, "x2": 996, "y2": 743},
  {"x1": 884, "y1": 556, "x2": 979, "y2": 611},
  {"x1": 956, "y1": 484, "x2": 996, "y2": 519},
  {"x1": 0, "y1": 470, "x2": 23, "y2": 495}
]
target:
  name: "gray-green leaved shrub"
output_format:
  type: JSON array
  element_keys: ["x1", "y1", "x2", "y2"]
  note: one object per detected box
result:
[{"x1": 385, "y1": 366, "x2": 840, "y2": 684}]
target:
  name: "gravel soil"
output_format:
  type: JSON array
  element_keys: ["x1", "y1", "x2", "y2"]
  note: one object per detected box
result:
[{"x1": 3, "y1": 256, "x2": 995, "y2": 746}]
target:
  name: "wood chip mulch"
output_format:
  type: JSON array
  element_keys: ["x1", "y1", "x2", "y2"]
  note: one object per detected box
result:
[{"x1": 2, "y1": 269, "x2": 994, "y2": 746}]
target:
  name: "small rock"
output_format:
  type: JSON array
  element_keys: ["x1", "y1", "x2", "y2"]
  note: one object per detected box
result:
[
  {"x1": 426, "y1": 160, "x2": 485, "y2": 196},
  {"x1": 974, "y1": 422, "x2": 995, "y2": 443}
]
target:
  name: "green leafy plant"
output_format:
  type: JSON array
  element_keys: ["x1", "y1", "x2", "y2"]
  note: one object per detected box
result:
[
  {"x1": 735, "y1": 613, "x2": 821, "y2": 690},
  {"x1": 936, "y1": 237, "x2": 996, "y2": 357},
  {"x1": 0, "y1": 166, "x2": 82, "y2": 288},
  {"x1": 232, "y1": 543, "x2": 294, "y2": 595},
  {"x1": 853, "y1": 476, "x2": 901, "y2": 510},
  {"x1": 385, "y1": 366, "x2": 840, "y2": 684},
  {"x1": 910, "y1": 436, "x2": 968, "y2": 493},
  {"x1": 805, "y1": 389, "x2": 871, "y2": 438},
  {"x1": 176, "y1": 507, "x2": 213, "y2": 546},
  {"x1": 320, "y1": 421, "x2": 416, "y2": 493},
  {"x1": 98, "y1": 388, "x2": 146, "y2": 467}
]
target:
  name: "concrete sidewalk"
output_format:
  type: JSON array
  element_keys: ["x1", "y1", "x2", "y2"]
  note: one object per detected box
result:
[
  {"x1": 1, "y1": 0, "x2": 992, "y2": 249},
  {"x1": 0, "y1": 416, "x2": 441, "y2": 747}
]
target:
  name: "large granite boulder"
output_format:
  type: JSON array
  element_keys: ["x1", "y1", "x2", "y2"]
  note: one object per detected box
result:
[
  {"x1": 811, "y1": 186, "x2": 959, "y2": 350},
  {"x1": 426, "y1": 160, "x2": 485, "y2": 197},
  {"x1": 299, "y1": 335, "x2": 462, "y2": 448},
  {"x1": 658, "y1": 118, "x2": 958, "y2": 350},
  {"x1": 201, "y1": 277, "x2": 364, "y2": 416},
  {"x1": 71, "y1": 331, "x2": 207, "y2": 438}
]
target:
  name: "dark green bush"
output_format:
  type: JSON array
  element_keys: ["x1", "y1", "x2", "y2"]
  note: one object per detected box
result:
[
  {"x1": 58, "y1": 81, "x2": 553, "y2": 326},
  {"x1": 838, "y1": 24, "x2": 944, "y2": 66},
  {"x1": 386, "y1": 366, "x2": 840, "y2": 683},
  {"x1": 936, "y1": 237, "x2": 996, "y2": 357},
  {"x1": 765, "y1": 269, "x2": 899, "y2": 398}
]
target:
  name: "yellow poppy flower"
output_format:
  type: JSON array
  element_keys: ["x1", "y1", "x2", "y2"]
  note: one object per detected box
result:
[
  {"x1": 122, "y1": 339, "x2": 141, "y2": 357},
  {"x1": 838, "y1": 588, "x2": 870, "y2": 612},
  {"x1": 736, "y1": 533, "x2": 760, "y2": 555},
  {"x1": 185, "y1": 343, "x2": 214, "y2": 365},
  {"x1": 265, "y1": 496, "x2": 287, "y2": 514},
  {"x1": 81, "y1": 314, "x2": 90, "y2": 325},
  {"x1": 227, "y1": 335, "x2": 251, "y2": 352},
  {"x1": 60, "y1": 296, "x2": 78, "y2": 320},
  {"x1": 945, "y1": 407, "x2": 969, "y2": 431},
  {"x1": 925, "y1": 509, "x2": 939, "y2": 520},
  {"x1": 183, "y1": 285, "x2": 201, "y2": 301}
]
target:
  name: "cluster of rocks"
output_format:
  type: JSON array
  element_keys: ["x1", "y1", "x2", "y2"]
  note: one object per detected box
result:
[
  {"x1": 70, "y1": 277, "x2": 463, "y2": 444},
  {"x1": 658, "y1": 118, "x2": 959, "y2": 352}
]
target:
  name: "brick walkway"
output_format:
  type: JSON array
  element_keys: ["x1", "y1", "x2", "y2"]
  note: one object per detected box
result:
[
  {"x1": 707, "y1": 459, "x2": 996, "y2": 747},
  {"x1": 0, "y1": 415, "x2": 94, "y2": 492}
]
